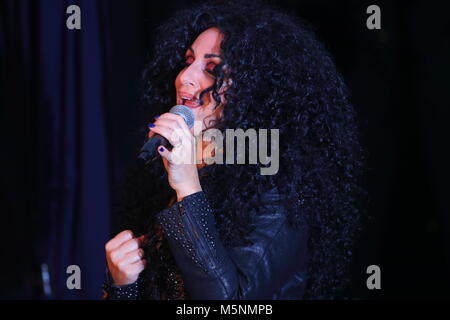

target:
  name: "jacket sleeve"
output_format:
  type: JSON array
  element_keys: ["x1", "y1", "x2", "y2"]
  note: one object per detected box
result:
[
  {"x1": 155, "y1": 188, "x2": 309, "y2": 299},
  {"x1": 102, "y1": 268, "x2": 141, "y2": 300}
]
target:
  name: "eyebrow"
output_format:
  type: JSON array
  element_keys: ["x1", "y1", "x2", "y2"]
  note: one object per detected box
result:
[{"x1": 188, "y1": 46, "x2": 222, "y2": 59}]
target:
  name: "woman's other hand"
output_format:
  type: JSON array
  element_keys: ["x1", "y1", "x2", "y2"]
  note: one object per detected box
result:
[{"x1": 105, "y1": 230, "x2": 147, "y2": 286}]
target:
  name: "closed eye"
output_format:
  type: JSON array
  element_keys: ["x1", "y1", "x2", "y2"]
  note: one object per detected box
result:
[
  {"x1": 184, "y1": 56, "x2": 217, "y2": 77},
  {"x1": 206, "y1": 62, "x2": 217, "y2": 72}
]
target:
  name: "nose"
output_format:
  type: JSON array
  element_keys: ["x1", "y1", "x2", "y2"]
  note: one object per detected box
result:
[
  {"x1": 182, "y1": 78, "x2": 195, "y2": 88},
  {"x1": 179, "y1": 64, "x2": 200, "y2": 90}
]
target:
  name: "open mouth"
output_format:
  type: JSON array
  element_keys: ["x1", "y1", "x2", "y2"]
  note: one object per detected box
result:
[{"x1": 180, "y1": 97, "x2": 202, "y2": 108}]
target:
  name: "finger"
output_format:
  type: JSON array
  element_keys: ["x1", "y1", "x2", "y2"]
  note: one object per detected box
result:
[
  {"x1": 153, "y1": 118, "x2": 180, "y2": 130},
  {"x1": 157, "y1": 145, "x2": 172, "y2": 162},
  {"x1": 117, "y1": 259, "x2": 146, "y2": 282},
  {"x1": 149, "y1": 124, "x2": 170, "y2": 139},
  {"x1": 159, "y1": 113, "x2": 192, "y2": 133},
  {"x1": 105, "y1": 230, "x2": 134, "y2": 252},
  {"x1": 129, "y1": 259, "x2": 147, "y2": 275},
  {"x1": 160, "y1": 114, "x2": 194, "y2": 142},
  {"x1": 117, "y1": 236, "x2": 145, "y2": 256},
  {"x1": 154, "y1": 114, "x2": 193, "y2": 141},
  {"x1": 118, "y1": 248, "x2": 145, "y2": 266},
  {"x1": 150, "y1": 124, "x2": 183, "y2": 147},
  {"x1": 153, "y1": 118, "x2": 189, "y2": 142},
  {"x1": 120, "y1": 259, "x2": 147, "y2": 277}
]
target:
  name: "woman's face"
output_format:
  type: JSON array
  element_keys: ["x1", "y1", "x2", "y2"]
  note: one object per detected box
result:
[{"x1": 175, "y1": 27, "x2": 229, "y2": 133}]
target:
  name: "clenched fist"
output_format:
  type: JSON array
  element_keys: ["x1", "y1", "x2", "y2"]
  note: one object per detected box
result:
[{"x1": 105, "y1": 230, "x2": 147, "y2": 286}]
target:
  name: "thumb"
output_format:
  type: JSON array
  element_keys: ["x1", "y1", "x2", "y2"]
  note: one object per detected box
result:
[{"x1": 158, "y1": 145, "x2": 172, "y2": 162}]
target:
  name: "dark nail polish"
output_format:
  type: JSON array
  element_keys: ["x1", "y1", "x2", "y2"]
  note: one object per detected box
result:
[
  {"x1": 154, "y1": 115, "x2": 160, "y2": 119},
  {"x1": 148, "y1": 123, "x2": 155, "y2": 128},
  {"x1": 159, "y1": 147, "x2": 164, "y2": 152}
]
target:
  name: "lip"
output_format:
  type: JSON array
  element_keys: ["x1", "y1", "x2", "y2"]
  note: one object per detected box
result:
[
  {"x1": 178, "y1": 91, "x2": 197, "y2": 100},
  {"x1": 178, "y1": 91, "x2": 202, "y2": 109},
  {"x1": 184, "y1": 101, "x2": 201, "y2": 109}
]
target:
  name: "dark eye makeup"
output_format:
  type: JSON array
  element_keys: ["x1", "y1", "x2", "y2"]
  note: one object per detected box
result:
[{"x1": 184, "y1": 55, "x2": 217, "y2": 76}]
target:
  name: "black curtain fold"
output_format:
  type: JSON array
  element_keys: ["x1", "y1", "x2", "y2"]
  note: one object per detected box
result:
[{"x1": 1, "y1": 0, "x2": 112, "y2": 299}]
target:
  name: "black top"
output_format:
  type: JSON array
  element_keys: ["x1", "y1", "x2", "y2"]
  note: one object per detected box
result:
[{"x1": 103, "y1": 182, "x2": 309, "y2": 300}]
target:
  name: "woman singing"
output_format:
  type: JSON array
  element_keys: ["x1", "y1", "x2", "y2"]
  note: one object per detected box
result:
[{"x1": 102, "y1": 0, "x2": 363, "y2": 300}]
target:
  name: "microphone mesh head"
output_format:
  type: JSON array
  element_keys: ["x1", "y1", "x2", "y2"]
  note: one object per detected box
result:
[{"x1": 169, "y1": 105, "x2": 195, "y2": 128}]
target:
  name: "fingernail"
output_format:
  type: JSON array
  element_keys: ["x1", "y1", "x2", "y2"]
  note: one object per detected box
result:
[
  {"x1": 154, "y1": 115, "x2": 160, "y2": 119},
  {"x1": 148, "y1": 123, "x2": 155, "y2": 128},
  {"x1": 159, "y1": 147, "x2": 164, "y2": 152}
]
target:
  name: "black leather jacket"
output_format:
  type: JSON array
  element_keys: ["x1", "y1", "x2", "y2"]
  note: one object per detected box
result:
[{"x1": 103, "y1": 186, "x2": 309, "y2": 300}]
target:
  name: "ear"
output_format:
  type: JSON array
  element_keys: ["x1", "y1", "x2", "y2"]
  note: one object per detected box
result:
[
  {"x1": 219, "y1": 78, "x2": 233, "y2": 94},
  {"x1": 225, "y1": 78, "x2": 233, "y2": 88}
]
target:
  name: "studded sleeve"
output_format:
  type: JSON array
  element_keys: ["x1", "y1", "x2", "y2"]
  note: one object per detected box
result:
[
  {"x1": 155, "y1": 190, "x2": 309, "y2": 299},
  {"x1": 101, "y1": 267, "x2": 144, "y2": 300}
]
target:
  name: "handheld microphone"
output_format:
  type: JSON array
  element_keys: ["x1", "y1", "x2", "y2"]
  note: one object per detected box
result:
[{"x1": 137, "y1": 105, "x2": 195, "y2": 165}]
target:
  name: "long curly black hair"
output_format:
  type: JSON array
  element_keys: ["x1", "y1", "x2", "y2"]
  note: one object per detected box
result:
[{"x1": 115, "y1": 0, "x2": 364, "y2": 299}]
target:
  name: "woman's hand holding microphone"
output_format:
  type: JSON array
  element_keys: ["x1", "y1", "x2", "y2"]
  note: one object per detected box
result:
[{"x1": 148, "y1": 112, "x2": 202, "y2": 201}]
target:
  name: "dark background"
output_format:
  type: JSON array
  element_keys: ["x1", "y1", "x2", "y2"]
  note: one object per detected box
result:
[{"x1": 1, "y1": 0, "x2": 449, "y2": 299}]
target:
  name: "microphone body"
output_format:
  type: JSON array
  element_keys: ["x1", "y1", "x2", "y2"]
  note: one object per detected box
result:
[{"x1": 137, "y1": 105, "x2": 195, "y2": 165}]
